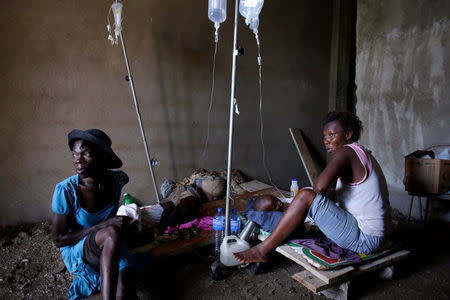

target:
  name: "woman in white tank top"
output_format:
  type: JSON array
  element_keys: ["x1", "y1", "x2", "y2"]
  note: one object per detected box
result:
[{"x1": 233, "y1": 112, "x2": 393, "y2": 263}]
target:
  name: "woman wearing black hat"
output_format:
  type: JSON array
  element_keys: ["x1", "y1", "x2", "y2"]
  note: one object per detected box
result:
[{"x1": 51, "y1": 129, "x2": 136, "y2": 300}]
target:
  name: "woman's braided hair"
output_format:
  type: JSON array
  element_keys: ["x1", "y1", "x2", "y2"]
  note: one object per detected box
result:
[{"x1": 323, "y1": 111, "x2": 363, "y2": 142}]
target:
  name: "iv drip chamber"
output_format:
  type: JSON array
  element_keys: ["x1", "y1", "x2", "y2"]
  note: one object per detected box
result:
[
  {"x1": 208, "y1": 0, "x2": 227, "y2": 29},
  {"x1": 249, "y1": 17, "x2": 259, "y2": 34}
]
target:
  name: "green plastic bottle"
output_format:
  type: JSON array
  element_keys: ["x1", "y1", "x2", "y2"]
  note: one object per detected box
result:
[{"x1": 123, "y1": 193, "x2": 134, "y2": 205}]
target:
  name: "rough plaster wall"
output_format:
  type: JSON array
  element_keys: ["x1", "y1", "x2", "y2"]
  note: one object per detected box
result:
[
  {"x1": 356, "y1": 0, "x2": 450, "y2": 217},
  {"x1": 0, "y1": 0, "x2": 331, "y2": 225}
]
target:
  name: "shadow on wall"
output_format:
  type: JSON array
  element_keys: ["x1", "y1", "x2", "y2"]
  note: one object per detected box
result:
[{"x1": 152, "y1": 26, "x2": 178, "y2": 180}]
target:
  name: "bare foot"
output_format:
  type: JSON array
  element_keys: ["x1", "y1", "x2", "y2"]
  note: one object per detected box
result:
[{"x1": 232, "y1": 245, "x2": 269, "y2": 264}]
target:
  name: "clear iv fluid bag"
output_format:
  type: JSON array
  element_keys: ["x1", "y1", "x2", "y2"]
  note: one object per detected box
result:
[
  {"x1": 239, "y1": 0, "x2": 264, "y2": 34},
  {"x1": 208, "y1": 0, "x2": 227, "y2": 29},
  {"x1": 111, "y1": 1, "x2": 123, "y2": 38},
  {"x1": 239, "y1": 0, "x2": 263, "y2": 21},
  {"x1": 112, "y1": 2, "x2": 123, "y2": 28}
]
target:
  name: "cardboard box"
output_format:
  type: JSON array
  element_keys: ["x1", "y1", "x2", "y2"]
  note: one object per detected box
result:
[{"x1": 404, "y1": 153, "x2": 450, "y2": 195}]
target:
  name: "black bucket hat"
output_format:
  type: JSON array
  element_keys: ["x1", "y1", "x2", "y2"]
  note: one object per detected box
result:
[{"x1": 68, "y1": 129, "x2": 122, "y2": 169}]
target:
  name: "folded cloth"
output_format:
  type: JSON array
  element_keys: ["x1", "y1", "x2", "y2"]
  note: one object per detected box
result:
[
  {"x1": 244, "y1": 196, "x2": 283, "y2": 232},
  {"x1": 116, "y1": 204, "x2": 139, "y2": 222},
  {"x1": 289, "y1": 232, "x2": 361, "y2": 263},
  {"x1": 165, "y1": 216, "x2": 213, "y2": 234}
]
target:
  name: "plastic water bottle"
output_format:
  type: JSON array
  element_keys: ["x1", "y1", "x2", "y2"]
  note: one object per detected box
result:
[
  {"x1": 230, "y1": 209, "x2": 241, "y2": 236},
  {"x1": 213, "y1": 208, "x2": 225, "y2": 256},
  {"x1": 290, "y1": 179, "x2": 299, "y2": 198}
]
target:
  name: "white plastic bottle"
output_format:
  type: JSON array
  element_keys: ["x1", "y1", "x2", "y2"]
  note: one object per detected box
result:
[
  {"x1": 290, "y1": 179, "x2": 299, "y2": 198},
  {"x1": 212, "y1": 208, "x2": 225, "y2": 256},
  {"x1": 230, "y1": 209, "x2": 241, "y2": 236}
]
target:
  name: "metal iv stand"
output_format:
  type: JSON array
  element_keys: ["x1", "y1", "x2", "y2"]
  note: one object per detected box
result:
[
  {"x1": 224, "y1": 0, "x2": 240, "y2": 236},
  {"x1": 119, "y1": 32, "x2": 161, "y2": 204}
]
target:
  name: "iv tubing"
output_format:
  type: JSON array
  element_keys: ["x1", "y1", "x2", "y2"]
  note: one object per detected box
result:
[
  {"x1": 225, "y1": 0, "x2": 239, "y2": 237},
  {"x1": 119, "y1": 32, "x2": 161, "y2": 204},
  {"x1": 202, "y1": 39, "x2": 219, "y2": 158},
  {"x1": 256, "y1": 38, "x2": 285, "y2": 200}
]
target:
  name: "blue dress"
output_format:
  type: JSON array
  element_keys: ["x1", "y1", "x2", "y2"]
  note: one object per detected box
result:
[{"x1": 52, "y1": 170, "x2": 131, "y2": 299}]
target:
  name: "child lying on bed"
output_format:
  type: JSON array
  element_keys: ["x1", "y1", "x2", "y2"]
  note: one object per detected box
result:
[
  {"x1": 139, "y1": 195, "x2": 203, "y2": 233},
  {"x1": 244, "y1": 194, "x2": 287, "y2": 233},
  {"x1": 253, "y1": 194, "x2": 285, "y2": 212}
]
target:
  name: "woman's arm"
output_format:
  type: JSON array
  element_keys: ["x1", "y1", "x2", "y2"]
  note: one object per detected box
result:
[
  {"x1": 51, "y1": 213, "x2": 130, "y2": 248},
  {"x1": 313, "y1": 147, "x2": 352, "y2": 194}
]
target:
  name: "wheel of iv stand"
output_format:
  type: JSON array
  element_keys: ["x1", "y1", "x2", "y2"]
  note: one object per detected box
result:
[{"x1": 250, "y1": 262, "x2": 265, "y2": 275}]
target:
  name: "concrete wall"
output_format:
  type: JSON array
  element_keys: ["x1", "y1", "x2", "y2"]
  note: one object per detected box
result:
[
  {"x1": 356, "y1": 0, "x2": 450, "y2": 218},
  {"x1": 0, "y1": 1, "x2": 332, "y2": 225}
]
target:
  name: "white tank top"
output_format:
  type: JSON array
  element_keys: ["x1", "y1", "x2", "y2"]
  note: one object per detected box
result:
[{"x1": 336, "y1": 143, "x2": 392, "y2": 237}]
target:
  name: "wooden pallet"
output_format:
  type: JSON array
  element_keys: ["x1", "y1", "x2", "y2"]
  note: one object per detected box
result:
[
  {"x1": 258, "y1": 233, "x2": 410, "y2": 298},
  {"x1": 291, "y1": 250, "x2": 410, "y2": 292}
]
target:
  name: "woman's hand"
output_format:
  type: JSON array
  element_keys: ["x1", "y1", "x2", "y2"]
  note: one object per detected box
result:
[{"x1": 51, "y1": 214, "x2": 133, "y2": 248}]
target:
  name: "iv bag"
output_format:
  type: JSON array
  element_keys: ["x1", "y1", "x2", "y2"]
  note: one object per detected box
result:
[
  {"x1": 239, "y1": 0, "x2": 263, "y2": 34},
  {"x1": 111, "y1": 1, "x2": 123, "y2": 41},
  {"x1": 208, "y1": 0, "x2": 227, "y2": 29},
  {"x1": 112, "y1": 2, "x2": 123, "y2": 29}
]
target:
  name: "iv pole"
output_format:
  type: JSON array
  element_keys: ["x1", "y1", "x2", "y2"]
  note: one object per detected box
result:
[
  {"x1": 224, "y1": 0, "x2": 240, "y2": 236},
  {"x1": 119, "y1": 32, "x2": 161, "y2": 204}
]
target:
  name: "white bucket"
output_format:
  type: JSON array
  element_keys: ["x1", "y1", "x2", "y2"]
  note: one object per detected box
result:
[{"x1": 219, "y1": 235, "x2": 251, "y2": 266}]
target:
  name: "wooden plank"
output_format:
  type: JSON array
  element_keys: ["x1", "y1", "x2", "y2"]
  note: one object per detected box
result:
[
  {"x1": 290, "y1": 250, "x2": 410, "y2": 294},
  {"x1": 258, "y1": 234, "x2": 355, "y2": 284},
  {"x1": 202, "y1": 195, "x2": 248, "y2": 216},
  {"x1": 151, "y1": 230, "x2": 214, "y2": 257},
  {"x1": 288, "y1": 247, "x2": 410, "y2": 293},
  {"x1": 354, "y1": 250, "x2": 410, "y2": 275},
  {"x1": 292, "y1": 270, "x2": 332, "y2": 293},
  {"x1": 277, "y1": 245, "x2": 355, "y2": 284},
  {"x1": 289, "y1": 128, "x2": 321, "y2": 186}
]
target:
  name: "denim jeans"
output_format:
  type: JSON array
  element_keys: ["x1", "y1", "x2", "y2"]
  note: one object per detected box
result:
[{"x1": 307, "y1": 193, "x2": 384, "y2": 254}]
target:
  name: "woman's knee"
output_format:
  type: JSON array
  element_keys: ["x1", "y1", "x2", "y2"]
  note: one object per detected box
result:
[
  {"x1": 293, "y1": 188, "x2": 316, "y2": 206},
  {"x1": 96, "y1": 225, "x2": 121, "y2": 248}
]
